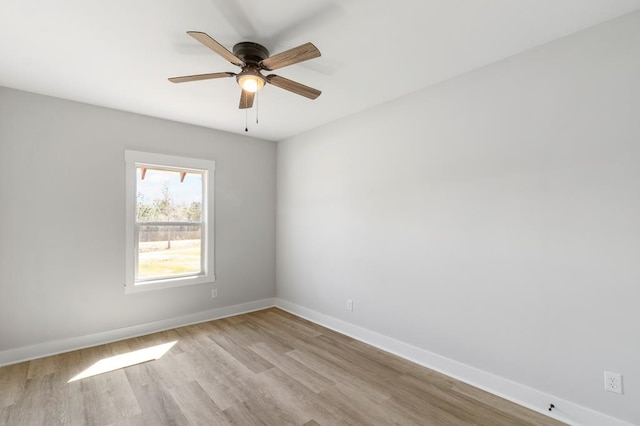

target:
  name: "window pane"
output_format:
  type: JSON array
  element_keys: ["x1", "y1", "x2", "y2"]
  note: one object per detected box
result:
[
  {"x1": 136, "y1": 168, "x2": 202, "y2": 222},
  {"x1": 137, "y1": 225, "x2": 202, "y2": 279}
]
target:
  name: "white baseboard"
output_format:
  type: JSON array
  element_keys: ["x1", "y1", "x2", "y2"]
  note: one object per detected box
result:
[
  {"x1": 274, "y1": 298, "x2": 632, "y2": 426},
  {"x1": 0, "y1": 298, "x2": 276, "y2": 367}
]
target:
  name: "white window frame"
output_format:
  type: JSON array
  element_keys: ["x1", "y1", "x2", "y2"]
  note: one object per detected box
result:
[{"x1": 124, "y1": 150, "x2": 215, "y2": 293}]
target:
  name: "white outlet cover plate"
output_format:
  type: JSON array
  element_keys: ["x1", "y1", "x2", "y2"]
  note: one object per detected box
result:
[{"x1": 604, "y1": 371, "x2": 623, "y2": 394}]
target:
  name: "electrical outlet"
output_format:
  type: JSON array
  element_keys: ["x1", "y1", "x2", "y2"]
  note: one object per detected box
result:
[
  {"x1": 347, "y1": 299, "x2": 353, "y2": 311},
  {"x1": 604, "y1": 371, "x2": 623, "y2": 395},
  {"x1": 211, "y1": 288, "x2": 218, "y2": 299}
]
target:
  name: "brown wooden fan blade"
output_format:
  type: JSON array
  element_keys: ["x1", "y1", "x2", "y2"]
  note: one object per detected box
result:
[
  {"x1": 239, "y1": 90, "x2": 255, "y2": 109},
  {"x1": 266, "y1": 75, "x2": 321, "y2": 99},
  {"x1": 260, "y1": 42, "x2": 320, "y2": 71},
  {"x1": 168, "y1": 72, "x2": 235, "y2": 83},
  {"x1": 187, "y1": 31, "x2": 244, "y2": 67}
]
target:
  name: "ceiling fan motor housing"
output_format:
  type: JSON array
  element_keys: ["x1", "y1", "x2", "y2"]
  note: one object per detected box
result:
[{"x1": 233, "y1": 42, "x2": 270, "y2": 64}]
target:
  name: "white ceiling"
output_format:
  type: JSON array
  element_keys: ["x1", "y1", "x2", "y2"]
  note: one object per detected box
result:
[{"x1": 2, "y1": 0, "x2": 640, "y2": 141}]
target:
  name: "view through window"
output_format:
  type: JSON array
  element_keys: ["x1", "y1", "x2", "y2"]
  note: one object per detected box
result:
[{"x1": 136, "y1": 167, "x2": 203, "y2": 281}]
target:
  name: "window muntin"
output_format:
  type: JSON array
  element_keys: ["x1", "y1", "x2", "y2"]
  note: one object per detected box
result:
[{"x1": 125, "y1": 151, "x2": 215, "y2": 293}]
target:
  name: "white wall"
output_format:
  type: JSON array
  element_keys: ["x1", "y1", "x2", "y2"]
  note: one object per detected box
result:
[
  {"x1": 0, "y1": 88, "x2": 276, "y2": 353},
  {"x1": 277, "y1": 11, "x2": 640, "y2": 425}
]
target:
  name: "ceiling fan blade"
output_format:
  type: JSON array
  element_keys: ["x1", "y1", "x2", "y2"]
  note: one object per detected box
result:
[
  {"x1": 187, "y1": 31, "x2": 245, "y2": 67},
  {"x1": 266, "y1": 75, "x2": 321, "y2": 99},
  {"x1": 239, "y1": 90, "x2": 255, "y2": 109},
  {"x1": 168, "y1": 72, "x2": 235, "y2": 83},
  {"x1": 260, "y1": 42, "x2": 321, "y2": 71}
]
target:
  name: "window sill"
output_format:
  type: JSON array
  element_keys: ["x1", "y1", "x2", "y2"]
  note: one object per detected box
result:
[{"x1": 124, "y1": 274, "x2": 215, "y2": 294}]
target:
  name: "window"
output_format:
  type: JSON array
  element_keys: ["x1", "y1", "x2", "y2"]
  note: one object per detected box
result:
[{"x1": 125, "y1": 150, "x2": 215, "y2": 293}]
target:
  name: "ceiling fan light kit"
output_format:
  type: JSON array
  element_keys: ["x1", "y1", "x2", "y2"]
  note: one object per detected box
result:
[
  {"x1": 237, "y1": 73, "x2": 265, "y2": 93},
  {"x1": 169, "y1": 31, "x2": 322, "y2": 110}
]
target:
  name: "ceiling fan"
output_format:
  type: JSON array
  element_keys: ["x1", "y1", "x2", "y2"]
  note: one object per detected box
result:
[{"x1": 169, "y1": 31, "x2": 322, "y2": 109}]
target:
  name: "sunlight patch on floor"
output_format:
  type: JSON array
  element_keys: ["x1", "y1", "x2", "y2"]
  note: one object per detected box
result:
[{"x1": 68, "y1": 341, "x2": 177, "y2": 382}]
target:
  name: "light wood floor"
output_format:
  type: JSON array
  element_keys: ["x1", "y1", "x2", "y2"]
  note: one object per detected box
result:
[{"x1": 0, "y1": 308, "x2": 565, "y2": 425}]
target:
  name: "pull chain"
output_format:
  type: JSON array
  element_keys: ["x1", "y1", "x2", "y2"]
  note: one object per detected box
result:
[
  {"x1": 256, "y1": 90, "x2": 259, "y2": 124},
  {"x1": 245, "y1": 109, "x2": 248, "y2": 132}
]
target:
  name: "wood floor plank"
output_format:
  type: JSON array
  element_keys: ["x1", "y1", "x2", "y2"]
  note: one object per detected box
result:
[
  {"x1": 249, "y1": 342, "x2": 335, "y2": 393},
  {"x1": 8, "y1": 373, "x2": 64, "y2": 425},
  {"x1": 196, "y1": 373, "x2": 249, "y2": 412},
  {"x1": 207, "y1": 330, "x2": 274, "y2": 374},
  {"x1": 0, "y1": 307, "x2": 566, "y2": 426},
  {"x1": 286, "y1": 348, "x2": 391, "y2": 405},
  {"x1": 25, "y1": 356, "x2": 58, "y2": 380},
  {"x1": 168, "y1": 380, "x2": 230, "y2": 425},
  {"x1": 222, "y1": 400, "x2": 269, "y2": 425},
  {"x1": 237, "y1": 369, "x2": 311, "y2": 425},
  {"x1": 78, "y1": 370, "x2": 141, "y2": 425},
  {"x1": 0, "y1": 361, "x2": 28, "y2": 408},
  {"x1": 385, "y1": 373, "x2": 501, "y2": 425},
  {"x1": 316, "y1": 381, "x2": 423, "y2": 426},
  {"x1": 105, "y1": 413, "x2": 147, "y2": 426},
  {"x1": 58, "y1": 378, "x2": 87, "y2": 425},
  {"x1": 0, "y1": 405, "x2": 12, "y2": 425},
  {"x1": 242, "y1": 320, "x2": 296, "y2": 354},
  {"x1": 176, "y1": 344, "x2": 255, "y2": 410},
  {"x1": 251, "y1": 367, "x2": 352, "y2": 425},
  {"x1": 127, "y1": 380, "x2": 189, "y2": 425}
]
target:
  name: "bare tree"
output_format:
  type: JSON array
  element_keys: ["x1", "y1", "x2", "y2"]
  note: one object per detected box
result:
[{"x1": 155, "y1": 183, "x2": 176, "y2": 249}]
